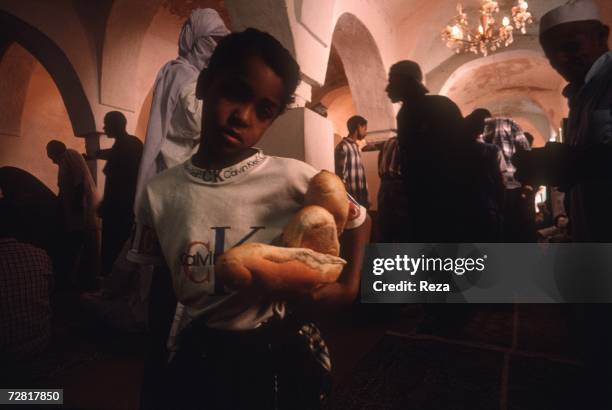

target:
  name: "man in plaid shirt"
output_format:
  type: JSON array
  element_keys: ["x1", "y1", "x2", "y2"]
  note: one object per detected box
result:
[
  {"x1": 0, "y1": 214, "x2": 53, "y2": 362},
  {"x1": 483, "y1": 117, "x2": 534, "y2": 241},
  {"x1": 483, "y1": 117, "x2": 531, "y2": 189},
  {"x1": 335, "y1": 115, "x2": 370, "y2": 209}
]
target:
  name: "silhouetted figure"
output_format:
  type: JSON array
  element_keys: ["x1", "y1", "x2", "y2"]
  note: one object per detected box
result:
[
  {"x1": 482, "y1": 117, "x2": 534, "y2": 242},
  {"x1": 46, "y1": 140, "x2": 99, "y2": 289},
  {"x1": 459, "y1": 109, "x2": 505, "y2": 242},
  {"x1": 0, "y1": 212, "x2": 53, "y2": 375},
  {"x1": 335, "y1": 115, "x2": 370, "y2": 209},
  {"x1": 385, "y1": 60, "x2": 464, "y2": 242},
  {"x1": 535, "y1": 2, "x2": 612, "y2": 407},
  {"x1": 0, "y1": 166, "x2": 59, "y2": 256},
  {"x1": 377, "y1": 136, "x2": 410, "y2": 242},
  {"x1": 91, "y1": 111, "x2": 143, "y2": 276}
]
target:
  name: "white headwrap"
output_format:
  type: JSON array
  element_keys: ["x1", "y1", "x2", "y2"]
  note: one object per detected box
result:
[
  {"x1": 135, "y1": 8, "x2": 229, "y2": 210},
  {"x1": 540, "y1": 0, "x2": 602, "y2": 35}
]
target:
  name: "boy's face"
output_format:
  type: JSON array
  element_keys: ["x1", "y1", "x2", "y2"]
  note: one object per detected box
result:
[{"x1": 202, "y1": 55, "x2": 285, "y2": 157}]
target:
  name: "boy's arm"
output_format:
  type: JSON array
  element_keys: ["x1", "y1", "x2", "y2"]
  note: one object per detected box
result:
[
  {"x1": 310, "y1": 214, "x2": 371, "y2": 308},
  {"x1": 284, "y1": 213, "x2": 370, "y2": 313}
]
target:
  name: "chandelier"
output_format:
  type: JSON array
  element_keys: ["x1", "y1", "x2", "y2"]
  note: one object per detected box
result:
[{"x1": 442, "y1": 0, "x2": 533, "y2": 57}]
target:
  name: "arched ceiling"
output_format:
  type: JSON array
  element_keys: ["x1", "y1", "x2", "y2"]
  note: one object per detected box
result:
[
  {"x1": 378, "y1": 0, "x2": 610, "y2": 74},
  {"x1": 438, "y1": 49, "x2": 567, "y2": 144},
  {"x1": 330, "y1": 13, "x2": 395, "y2": 132},
  {"x1": 441, "y1": 50, "x2": 562, "y2": 106}
]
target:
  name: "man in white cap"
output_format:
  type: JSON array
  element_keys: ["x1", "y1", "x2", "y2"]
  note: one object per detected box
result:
[
  {"x1": 535, "y1": 2, "x2": 612, "y2": 407},
  {"x1": 537, "y1": 0, "x2": 611, "y2": 242}
]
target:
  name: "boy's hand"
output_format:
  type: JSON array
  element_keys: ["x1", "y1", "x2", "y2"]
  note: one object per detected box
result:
[{"x1": 293, "y1": 214, "x2": 371, "y2": 314}]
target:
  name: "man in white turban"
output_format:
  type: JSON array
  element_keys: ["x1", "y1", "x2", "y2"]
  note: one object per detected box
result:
[
  {"x1": 514, "y1": 2, "x2": 612, "y2": 407},
  {"x1": 135, "y1": 8, "x2": 230, "y2": 209},
  {"x1": 535, "y1": 0, "x2": 611, "y2": 242}
]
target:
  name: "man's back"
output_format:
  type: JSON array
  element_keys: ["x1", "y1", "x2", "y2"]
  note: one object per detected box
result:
[
  {"x1": 395, "y1": 94, "x2": 463, "y2": 241},
  {"x1": 103, "y1": 135, "x2": 143, "y2": 214},
  {"x1": 483, "y1": 117, "x2": 530, "y2": 190}
]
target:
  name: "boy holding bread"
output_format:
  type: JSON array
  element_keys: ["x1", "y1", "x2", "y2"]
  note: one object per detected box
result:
[{"x1": 129, "y1": 28, "x2": 371, "y2": 409}]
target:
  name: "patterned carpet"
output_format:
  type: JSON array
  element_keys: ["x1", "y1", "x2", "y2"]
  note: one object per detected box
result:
[{"x1": 325, "y1": 304, "x2": 585, "y2": 410}]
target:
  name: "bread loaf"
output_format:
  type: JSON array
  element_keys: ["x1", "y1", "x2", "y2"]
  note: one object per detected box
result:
[
  {"x1": 215, "y1": 243, "x2": 346, "y2": 291},
  {"x1": 282, "y1": 205, "x2": 340, "y2": 256},
  {"x1": 214, "y1": 170, "x2": 349, "y2": 291},
  {"x1": 304, "y1": 170, "x2": 349, "y2": 235}
]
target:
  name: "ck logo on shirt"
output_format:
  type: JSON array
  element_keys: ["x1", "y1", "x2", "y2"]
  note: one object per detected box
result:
[
  {"x1": 181, "y1": 241, "x2": 215, "y2": 284},
  {"x1": 180, "y1": 226, "x2": 265, "y2": 292},
  {"x1": 186, "y1": 152, "x2": 266, "y2": 183}
]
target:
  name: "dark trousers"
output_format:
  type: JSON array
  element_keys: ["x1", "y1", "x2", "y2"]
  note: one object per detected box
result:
[
  {"x1": 503, "y1": 188, "x2": 536, "y2": 242},
  {"x1": 163, "y1": 319, "x2": 330, "y2": 410},
  {"x1": 58, "y1": 228, "x2": 99, "y2": 290},
  {"x1": 101, "y1": 212, "x2": 133, "y2": 275}
]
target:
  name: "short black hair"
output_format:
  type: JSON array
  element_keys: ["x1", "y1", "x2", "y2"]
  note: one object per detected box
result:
[
  {"x1": 347, "y1": 115, "x2": 367, "y2": 134},
  {"x1": 463, "y1": 108, "x2": 491, "y2": 139},
  {"x1": 104, "y1": 111, "x2": 127, "y2": 130},
  {"x1": 46, "y1": 140, "x2": 66, "y2": 157},
  {"x1": 201, "y1": 28, "x2": 300, "y2": 112}
]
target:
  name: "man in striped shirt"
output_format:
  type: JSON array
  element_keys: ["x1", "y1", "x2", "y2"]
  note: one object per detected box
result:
[{"x1": 334, "y1": 115, "x2": 370, "y2": 209}]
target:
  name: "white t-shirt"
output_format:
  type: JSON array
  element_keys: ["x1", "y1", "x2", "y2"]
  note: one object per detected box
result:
[{"x1": 128, "y1": 149, "x2": 366, "y2": 331}]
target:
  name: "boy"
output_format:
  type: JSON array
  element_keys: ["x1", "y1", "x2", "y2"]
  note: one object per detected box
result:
[{"x1": 129, "y1": 29, "x2": 371, "y2": 409}]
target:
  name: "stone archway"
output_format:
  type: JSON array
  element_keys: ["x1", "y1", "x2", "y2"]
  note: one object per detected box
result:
[
  {"x1": 0, "y1": 10, "x2": 97, "y2": 136},
  {"x1": 0, "y1": 43, "x2": 36, "y2": 138},
  {"x1": 322, "y1": 13, "x2": 395, "y2": 209},
  {"x1": 331, "y1": 12, "x2": 395, "y2": 136}
]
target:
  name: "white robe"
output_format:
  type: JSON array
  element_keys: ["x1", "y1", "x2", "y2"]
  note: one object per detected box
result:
[{"x1": 135, "y1": 8, "x2": 229, "y2": 210}]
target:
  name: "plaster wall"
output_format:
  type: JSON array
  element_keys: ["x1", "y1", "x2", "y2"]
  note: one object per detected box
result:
[
  {"x1": 256, "y1": 108, "x2": 335, "y2": 172},
  {"x1": 0, "y1": 54, "x2": 83, "y2": 194},
  {"x1": 0, "y1": 1, "x2": 101, "y2": 133},
  {"x1": 0, "y1": 44, "x2": 35, "y2": 137}
]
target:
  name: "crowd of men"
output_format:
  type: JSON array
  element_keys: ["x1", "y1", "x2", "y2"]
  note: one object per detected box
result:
[{"x1": 1, "y1": 0, "x2": 611, "y2": 407}]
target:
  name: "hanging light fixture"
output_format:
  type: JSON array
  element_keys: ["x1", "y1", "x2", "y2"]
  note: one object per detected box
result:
[{"x1": 441, "y1": 0, "x2": 533, "y2": 57}]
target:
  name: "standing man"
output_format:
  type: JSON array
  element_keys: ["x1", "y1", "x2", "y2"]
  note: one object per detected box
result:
[
  {"x1": 377, "y1": 135, "x2": 410, "y2": 242},
  {"x1": 46, "y1": 140, "x2": 99, "y2": 289},
  {"x1": 89, "y1": 111, "x2": 143, "y2": 275},
  {"x1": 527, "y1": 1, "x2": 612, "y2": 407},
  {"x1": 482, "y1": 117, "x2": 534, "y2": 242},
  {"x1": 537, "y1": 0, "x2": 612, "y2": 242},
  {"x1": 335, "y1": 115, "x2": 370, "y2": 209},
  {"x1": 385, "y1": 60, "x2": 464, "y2": 242}
]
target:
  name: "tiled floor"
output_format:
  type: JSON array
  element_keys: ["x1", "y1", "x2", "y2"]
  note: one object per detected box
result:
[
  {"x1": 324, "y1": 304, "x2": 586, "y2": 410},
  {"x1": 13, "y1": 296, "x2": 590, "y2": 410}
]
